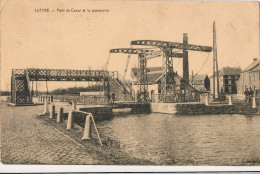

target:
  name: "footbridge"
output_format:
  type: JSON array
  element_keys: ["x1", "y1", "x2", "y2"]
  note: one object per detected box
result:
[{"x1": 11, "y1": 68, "x2": 133, "y2": 104}]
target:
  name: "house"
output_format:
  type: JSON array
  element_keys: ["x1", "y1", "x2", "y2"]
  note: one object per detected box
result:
[
  {"x1": 189, "y1": 74, "x2": 208, "y2": 92},
  {"x1": 237, "y1": 58, "x2": 260, "y2": 95},
  {"x1": 210, "y1": 66, "x2": 242, "y2": 96},
  {"x1": 131, "y1": 67, "x2": 201, "y2": 102}
]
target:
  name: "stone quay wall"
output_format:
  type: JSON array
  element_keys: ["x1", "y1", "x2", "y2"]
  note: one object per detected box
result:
[{"x1": 151, "y1": 103, "x2": 259, "y2": 115}]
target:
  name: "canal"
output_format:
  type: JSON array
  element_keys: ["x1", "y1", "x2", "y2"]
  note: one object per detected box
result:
[
  {"x1": 1, "y1": 102, "x2": 259, "y2": 165},
  {"x1": 97, "y1": 112, "x2": 260, "y2": 165}
]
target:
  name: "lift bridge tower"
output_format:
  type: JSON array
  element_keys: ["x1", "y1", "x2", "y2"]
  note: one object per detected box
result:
[
  {"x1": 131, "y1": 34, "x2": 212, "y2": 101},
  {"x1": 109, "y1": 48, "x2": 183, "y2": 101}
]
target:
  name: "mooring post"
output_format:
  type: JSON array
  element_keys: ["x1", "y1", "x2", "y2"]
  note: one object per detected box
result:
[
  {"x1": 205, "y1": 93, "x2": 209, "y2": 106},
  {"x1": 228, "y1": 95, "x2": 232, "y2": 105},
  {"x1": 82, "y1": 114, "x2": 92, "y2": 140},
  {"x1": 252, "y1": 96, "x2": 256, "y2": 108},
  {"x1": 66, "y1": 110, "x2": 74, "y2": 129},
  {"x1": 72, "y1": 100, "x2": 77, "y2": 110},
  {"x1": 43, "y1": 100, "x2": 49, "y2": 114},
  {"x1": 49, "y1": 104, "x2": 55, "y2": 119},
  {"x1": 57, "y1": 107, "x2": 63, "y2": 123}
]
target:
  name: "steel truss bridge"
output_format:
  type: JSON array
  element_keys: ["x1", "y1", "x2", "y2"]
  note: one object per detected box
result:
[{"x1": 11, "y1": 68, "x2": 119, "y2": 104}]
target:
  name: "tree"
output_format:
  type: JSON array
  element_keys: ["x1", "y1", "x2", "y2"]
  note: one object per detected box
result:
[{"x1": 204, "y1": 75, "x2": 210, "y2": 91}]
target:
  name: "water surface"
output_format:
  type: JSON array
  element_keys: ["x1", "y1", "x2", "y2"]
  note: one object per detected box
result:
[{"x1": 97, "y1": 113, "x2": 260, "y2": 165}]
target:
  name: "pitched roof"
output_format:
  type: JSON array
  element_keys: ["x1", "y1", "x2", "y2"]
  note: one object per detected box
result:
[
  {"x1": 189, "y1": 74, "x2": 207, "y2": 81},
  {"x1": 131, "y1": 67, "x2": 163, "y2": 83},
  {"x1": 131, "y1": 67, "x2": 180, "y2": 83},
  {"x1": 147, "y1": 73, "x2": 162, "y2": 83},
  {"x1": 242, "y1": 59, "x2": 260, "y2": 72},
  {"x1": 131, "y1": 67, "x2": 163, "y2": 75},
  {"x1": 210, "y1": 66, "x2": 241, "y2": 77},
  {"x1": 220, "y1": 66, "x2": 241, "y2": 76}
]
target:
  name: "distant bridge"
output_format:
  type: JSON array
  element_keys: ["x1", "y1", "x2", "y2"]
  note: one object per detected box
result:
[{"x1": 11, "y1": 68, "x2": 132, "y2": 104}]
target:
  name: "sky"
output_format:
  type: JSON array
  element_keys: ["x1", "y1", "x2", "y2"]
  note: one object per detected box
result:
[{"x1": 0, "y1": 0, "x2": 259, "y2": 91}]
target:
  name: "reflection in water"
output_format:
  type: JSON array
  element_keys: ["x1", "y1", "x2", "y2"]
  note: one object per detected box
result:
[{"x1": 97, "y1": 113, "x2": 260, "y2": 165}]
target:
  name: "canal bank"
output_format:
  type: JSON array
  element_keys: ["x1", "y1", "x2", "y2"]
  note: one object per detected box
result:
[
  {"x1": 37, "y1": 113, "x2": 154, "y2": 165},
  {"x1": 2, "y1": 101, "x2": 260, "y2": 165},
  {"x1": 150, "y1": 102, "x2": 259, "y2": 115},
  {"x1": 0, "y1": 102, "x2": 154, "y2": 165}
]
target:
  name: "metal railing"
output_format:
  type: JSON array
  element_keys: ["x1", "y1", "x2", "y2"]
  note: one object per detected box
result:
[
  {"x1": 151, "y1": 93, "x2": 200, "y2": 103},
  {"x1": 53, "y1": 95, "x2": 109, "y2": 105}
]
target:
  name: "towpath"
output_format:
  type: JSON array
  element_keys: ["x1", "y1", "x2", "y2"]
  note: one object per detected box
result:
[{"x1": 0, "y1": 102, "x2": 99, "y2": 164}]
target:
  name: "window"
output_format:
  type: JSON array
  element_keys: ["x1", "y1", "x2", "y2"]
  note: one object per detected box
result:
[
  {"x1": 225, "y1": 86, "x2": 229, "y2": 93},
  {"x1": 254, "y1": 73, "x2": 257, "y2": 81},
  {"x1": 225, "y1": 79, "x2": 229, "y2": 85}
]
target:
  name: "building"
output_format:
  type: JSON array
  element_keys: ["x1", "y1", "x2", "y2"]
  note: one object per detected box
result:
[
  {"x1": 131, "y1": 67, "x2": 201, "y2": 102},
  {"x1": 210, "y1": 66, "x2": 241, "y2": 95},
  {"x1": 237, "y1": 58, "x2": 260, "y2": 95},
  {"x1": 190, "y1": 74, "x2": 208, "y2": 92}
]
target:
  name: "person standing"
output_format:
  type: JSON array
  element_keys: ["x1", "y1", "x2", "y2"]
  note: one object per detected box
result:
[
  {"x1": 244, "y1": 88, "x2": 249, "y2": 103},
  {"x1": 249, "y1": 88, "x2": 254, "y2": 103}
]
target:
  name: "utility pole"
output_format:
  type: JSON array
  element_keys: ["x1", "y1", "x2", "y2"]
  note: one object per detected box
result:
[
  {"x1": 213, "y1": 21, "x2": 220, "y2": 100},
  {"x1": 183, "y1": 33, "x2": 189, "y2": 84}
]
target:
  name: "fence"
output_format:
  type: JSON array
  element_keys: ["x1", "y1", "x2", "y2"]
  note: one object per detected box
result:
[
  {"x1": 151, "y1": 93, "x2": 200, "y2": 103},
  {"x1": 53, "y1": 95, "x2": 109, "y2": 105}
]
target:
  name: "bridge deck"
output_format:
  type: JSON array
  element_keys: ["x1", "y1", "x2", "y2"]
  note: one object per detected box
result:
[{"x1": 13, "y1": 68, "x2": 118, "y2": 81}]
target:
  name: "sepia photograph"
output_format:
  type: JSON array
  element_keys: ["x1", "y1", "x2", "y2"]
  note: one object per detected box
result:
[{"x1": 0, "y1": 0, "x2": 259, "y2": 172}]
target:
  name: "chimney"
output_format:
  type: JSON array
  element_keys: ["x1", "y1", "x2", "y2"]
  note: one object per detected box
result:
[{"x1": 253, "y1": 58, "x2": 258, "y2": 61}]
